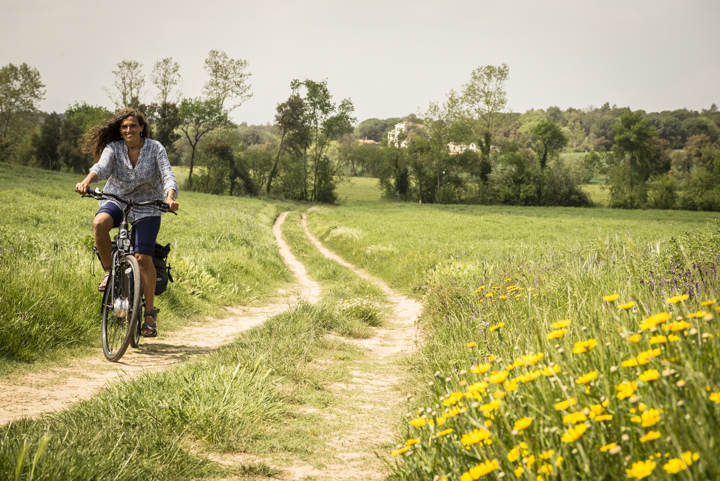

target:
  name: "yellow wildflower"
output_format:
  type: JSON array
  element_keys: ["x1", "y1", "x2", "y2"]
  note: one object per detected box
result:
[
  {"x1": 487, "y1": 355, "x2": 496, "y2": 362},
  {"x1": 680, "y1": 451, "x2": 700, "y2": 465},
  {"x1": 603, "y1": 294, "x2": 619, "y2": 302},
  {"x1": 391, "y1": 446, "x2": 410, "y2": 456},
  {"x1": 409, "y1": 418, "x2": 426, "y2": 427},
  {"x1": 623, "y1": 358, "x2": 639, "y2": 367},
  {"x1": 550, "y1": 319, "x2": 571, "y2": 329},
  {"x1": 546, "y1": 329, "x2": 567, "y2": 339},
  {"x1": 443, "y1": 392, "x2": 464, "y2": 406},
  {"x1": 595, "y1": 414, "x2": 613, "y2": 421},
  {"x1": 629, "y1": 334, "x2": 642, "y2": 343},
  {"x1": 461, "y1": 428, "x2": 492, "y2": 446},
  {"x1": 620, "y1": 301, "x2": 635, "y2": 310},
  {"x1": 462, "y1": 459, "x2": 499, "y2": 479},
  {"x1": 507, "y1": 446, "x2": 520, "y2": 462},
  {"x1": 626, "y1": 460, "x2": 656, "y2": 479},
  {"x1": 514, "y1": 466, "x2": 523, "y2": 477},
  {"x1": 639, "y1": 369, "x2": 660, "y2": 382},
  {"x1": 617, "y1": 381, "x2": 637, "y2": 400},
  {"x1": 576, "y1": 371, "x2": 598, "y2": 384},
  {"x1": 669, "y1": 334, "x2": 681, "y2": 342},
  {"x1": 437, "y1": 428, "x2": 453, "y2": 436},
  {"x1": 637, "y1": 348, "x2": 660, "y2": 364},
  {"x1": 490, "y1": 322, "x2": 504, "y2": 331},
  {"x1": 663, "y1": 458, "x2": 688, "y2": 474},
  {"x1": 542, "y1": 365, "x2": 561, "y2": 376},
  {"x1": 405, "y1": 438, "x2": 420, "y2": 446},
  {"x1": 600, "y1": 442, "x2": 617, "y2": 452},
  {"x1": 572, "y1": 339, "x2": 598, "y2": 354},
  {"x1": 489, "y1": 371, "x2": 509, "y2": 384},
  {"x1": 539, "y1": 450, "x2": 555, "y2": 460},
  {"x1": 563, "y1": 411, "x2": 588, "y2": 424},
  {"x1": 640, "y1": 312, "x2": 672, "y2": 330},
  {"x1": 475, "y1": 285, "x2": 486, "y2": 292},
  {"x1": 467, "y1": 381, "x2": 488, "y2": 393},
  {"x1": 640, "y1": 431, "x2": 661, "y2": 443},
  {"x1": 471, "y1": 364, "x2": 491, "y2": 374},
  {"x1": 467, "y1": 341, "x2": 477, "y2": 348},
  {"x1": 561, "y1": 423, "x2": 587, "y2": 442},
  {"x1": 649, "y1": 335, "x2": 667, "y2": 345},
  {"x1": 554, "y1": 398, "x2": 577, "y2": 411},
  {"x1": 667, "y1": 294, "x2": 689, "y2": 304},
  {"x1": 701, "y1": 299, "x2": 716, "y2": 306},
  {"x1": 514, "y1": 352, "x2": 545, "y2": 366},
  {"x1": 486, "y1": 292, "x2": 494, "y2": 298},
  {"x1": 664, "y1": 320, "x2": 692, "y2": 332},
  {"x1": 513, "y1": 417, "x2": 533, "y2": 431},
  {"x1": 709, "y1": 392, "x2": 720, "y2": 403},
  {"x1": 688, "y1": 310, "x2": 707, "y2": 318},
  {"x1": 639, "y1": 409, "x2": 660, "y2": 427}
]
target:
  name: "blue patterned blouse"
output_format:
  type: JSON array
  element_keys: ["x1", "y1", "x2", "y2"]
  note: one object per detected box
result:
[{"x1": 89, "y1": 139, "x2": 179, "y2": 223}]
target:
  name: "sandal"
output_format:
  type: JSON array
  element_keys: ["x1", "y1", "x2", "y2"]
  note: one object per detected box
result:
[
  {"x1": 98, "y1": 272, "x2": 110, "y2": 292},
  {"x1": 141, "y1": 308, "x2": 160, "y2": 338}
]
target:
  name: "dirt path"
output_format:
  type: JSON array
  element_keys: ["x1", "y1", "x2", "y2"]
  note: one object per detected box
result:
[
  {"x1": 278, "y1": 215, "x2": 421, "y2": 480},
  {"x1": 0, "y1": 212, "x2": 320, "y2": 426}
]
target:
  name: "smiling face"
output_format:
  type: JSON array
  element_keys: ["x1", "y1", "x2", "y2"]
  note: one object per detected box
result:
[{"x1": 120, "y1": 116, "x2": 143, "y2": 146}]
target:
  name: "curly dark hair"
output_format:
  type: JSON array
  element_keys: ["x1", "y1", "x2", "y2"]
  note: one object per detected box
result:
[{"x1": 82, "y1": 108, "x2": 152, "y2": 161}]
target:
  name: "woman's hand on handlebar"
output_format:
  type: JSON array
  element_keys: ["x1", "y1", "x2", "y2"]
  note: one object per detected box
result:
[
  {"x1": 75, "y1": 181, "x2": 91, "y2": 194},
  {"x1": 165, "y1": 196, "x2": 179, "y2": 212}
]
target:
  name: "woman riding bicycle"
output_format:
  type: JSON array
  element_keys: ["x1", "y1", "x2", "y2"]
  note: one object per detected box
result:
[{"x1": 75, "y1": 107, "x2": 179, "y2": 338}]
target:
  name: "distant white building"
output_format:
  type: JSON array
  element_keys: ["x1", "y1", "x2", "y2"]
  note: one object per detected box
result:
[
  {"x1": 386, "y1": 121, "x2": 421, "y2": 148},
  {"x1": 447, "y1": 142, "x2": 480, "y2": 155}
]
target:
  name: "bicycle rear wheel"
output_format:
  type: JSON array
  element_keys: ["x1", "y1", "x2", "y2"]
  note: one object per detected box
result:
[
  {"x1": 101, "y1": 255, "x2": 141, "y2": 362},
  {"x1": 129, "y1": 287, "x2": 143, "y2": 349}
]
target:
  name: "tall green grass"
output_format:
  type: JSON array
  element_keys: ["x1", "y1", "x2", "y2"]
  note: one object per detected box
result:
[
  {"x1": 304, "y1": 203, "x2": 720, "y2": 480},
  {"x1": 0, "y1": 162, "x2": 293, "y2": 364}
]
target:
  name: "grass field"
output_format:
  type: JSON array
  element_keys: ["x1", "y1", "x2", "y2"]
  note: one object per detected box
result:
[
  {"x1": 0, "y1": 162, "x2": 293, "y2": 366},
  {"x1": 336, "y1": 176, "x2": 383, "y2": 202},
  {"x1": 306, "y1": 203, "x2": 720, "y2": 480}
]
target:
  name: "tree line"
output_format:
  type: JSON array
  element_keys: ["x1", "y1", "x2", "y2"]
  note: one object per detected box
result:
[{"x1": 1, "y1": 58, "x2": 719, "y2": 209}]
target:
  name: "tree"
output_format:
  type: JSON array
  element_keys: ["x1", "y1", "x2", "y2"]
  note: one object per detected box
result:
[
  {"x1": 105, "y1": 60, "x2": 145, "y2": 108},
  {"x1": 682, "y1": 117, "x2": 720, "y2": 143},
  {"x1": 530, "y1": 120, "x2": 567, "y2": 170},
  {"x1": 459, "y1": 64, "x2": 510, "y2": 158},
  {"x1": 32, "y1": 112, "x2": 62, "y2": 170},
  {"x1": 150, "y1": 102, "x2": 181, "y2": 155},
  {"x1": 0, "y1": 62, "x2": 45, "y2": 140},
  {"x1": 268, "y1": 94, "x2": 308, "y2": 194},
  {"x1": 607, "y1": 111, "x2": 658, "y2": 208},
  {"x1": 292, "y1": 79, "x2": 355, "y2": 202},
  {"x1": 177, "y1": 98, "x2": 229, "y2": 188},
  {"x1": 150, "y1": 57, "x2": 181, "y2": 105},
  {"x1": 202, "y1": 50, "x2": 252, "y2": 112}
]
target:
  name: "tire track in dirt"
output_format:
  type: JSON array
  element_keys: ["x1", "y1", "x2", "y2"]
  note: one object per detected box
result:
[
  {"x1": 0, "y1": 212, "x2": 320, "y2": 426},
  {"x1": 278, "y1": 215, "x2": 421, "y2": 480}
]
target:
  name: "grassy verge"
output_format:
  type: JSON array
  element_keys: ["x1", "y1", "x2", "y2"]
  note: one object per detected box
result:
[
  {"x1": 280, "y1": 210, "x2": 387, "y2": 338},
  {"x1": 0, "y1": 162, "x2": 293, "y2": 367},
  {"x1": 305, "y1": 203, "x2": 720, "y2": 480}
]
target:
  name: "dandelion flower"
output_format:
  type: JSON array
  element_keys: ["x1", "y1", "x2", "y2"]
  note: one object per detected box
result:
[
  {"x1": 600, "y1": 443, "x2": 617, "y2": 452},
  {"x1": 639, "y1": 369, "x2": 660, "y2": 382},
  {"x1": 620, "y1": 301, "x2": 635, "y2": 310},
  {"x1": 563, "y1": 412, "x2": 588, "y2": 424},
  {"x1": 709, "y1": 392, "x2": 720, "y2": 403},
  {"x1": 391, "y1": 446, "x2": 410, "y2": 456},
  {"x1": 461, "y1": 428, "x2": 492, "y2": 446},
  {"x1": 667, "y1": 294, "x2": 689, "y2": 304},
  {"x1": 550, "y1": 319, "x2": 571, "y2": 329},
  {"x1": 633, "y1": 409, "x2": 660, "y2": 427},
  {"x1": 507, "y1": 447, "x2": 520, "y2": 462},
  {"x1": 701, "y1": 299, "x2": 716, "y2": 306},
  {"x1": 576, "y1": 371, "x2": 598, "y2": 384},
  {"x1": 664, "y1": 320, "x2": 692, "y2": 332},
  {"x1": 640, "y1": 431, "x2": 661, "y2": 443},
  {"x1": 604, "y1": 294, "x2": 619, "y2": 302},
  {"x1": 475, "y1": 285, "x2": 486, "y2": 292},
  {"x1": 462, "y1": 459, "x2": 500, "y2": 480},
  {"x1": 489, "y1": 371, "x2": 509, "y2": 384},
  {"x1": 594, "y1": 414, "x2": 613, "y2": 421},
  {"x1": 573, "y1": 339, "x2": 598, "y2": 354},
  {"x1": 554, "y1": 398, "x2": 577, "y2": 410},
  {"x1": 547, "y1": 329, "x2": 567, "y2": 340},
  {"x1": 437, "y1": 428, "x2": 453, "y2": 436},
  {"x1": 409, "y1": 418, "x2": 426, "y2": 427},
  {"x1": 467, "y1": 341, "x2": 477, "y2": 348},
  {"x1": 513, "y1": 417, "x2": 533, "y2": 431},
  {"x1": 514, "y1": 466, "x2": 523, "y2": 477},
  {"x1": 561, "y1": 423, "x2": 588, "y2": 442},
  {"x1": 629, "y1": 334, "x2": 642, "y2": 343},
  {"x1": 649, "y1": 335, "x2": 668, "y2": 345},
  {"x1": 539, "y1": 463, "x2": 553, "y2": 475},
  {"x1": 680, "y1": 452, "x2": 700, "y2": 465},
  {"x1": 640, "y1": 312, "x2": 672, "y2": 330},
  {"x1": 626, "y1": 460, "x2": 656, "y2": 479},
  {"x1": 405, "y1": 438, "x2": 420, "y2": 446},
  {"x1": 490, "y1": 322, "x2": 504, "y2": 332},
  {"x1": 663, "y1": 458, "x2": 688, "y2": 474},
  {"x1": 471, "y1": 364, "x2": 492, "y2": 374},
  {"x1": 617, "y1": 381, "x2": 637, "y2": 400}
]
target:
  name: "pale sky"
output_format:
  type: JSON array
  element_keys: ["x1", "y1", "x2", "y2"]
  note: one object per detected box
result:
[{"x1": 2, "y1": 0, "x2": 719, "y2": 125}]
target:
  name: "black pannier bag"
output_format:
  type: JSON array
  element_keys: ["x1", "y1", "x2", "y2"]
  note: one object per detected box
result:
[{"x1": 153, "y1": 242, "x2": 173, "y2": 295}]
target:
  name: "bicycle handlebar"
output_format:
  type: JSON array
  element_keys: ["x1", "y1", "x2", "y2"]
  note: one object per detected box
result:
[{"x1": 82, "y1": 188, "x2": 177, "y2": 215}]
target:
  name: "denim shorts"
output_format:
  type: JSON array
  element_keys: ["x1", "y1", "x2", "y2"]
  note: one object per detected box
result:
[{"x1": 96, "y1": 202, "x2": 161, "y2": 256}]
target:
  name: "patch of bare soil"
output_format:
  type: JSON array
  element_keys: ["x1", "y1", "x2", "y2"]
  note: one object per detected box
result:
[{"x1": 0, "y1": 212, "x2": 320, "y2": 426}]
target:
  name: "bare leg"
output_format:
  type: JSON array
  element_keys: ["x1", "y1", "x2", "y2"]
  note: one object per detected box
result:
[
  {"x1": 93, "y1": 213, "x2": 114, "y2": 276},
  {"x1": 136, "y1": 253, "x2": 157, "y2": 326}
]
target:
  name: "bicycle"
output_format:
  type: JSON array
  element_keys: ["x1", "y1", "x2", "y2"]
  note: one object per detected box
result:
[{"x1": 83, "y1": 188, "x2": 176, "y2": 362}]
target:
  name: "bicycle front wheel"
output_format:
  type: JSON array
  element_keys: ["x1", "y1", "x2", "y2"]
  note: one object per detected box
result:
[{"x1": 101, "y1": 255, "x2": 141, "y2": 362}]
